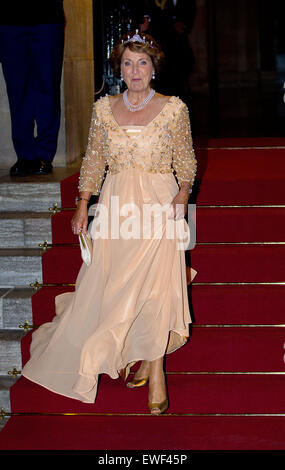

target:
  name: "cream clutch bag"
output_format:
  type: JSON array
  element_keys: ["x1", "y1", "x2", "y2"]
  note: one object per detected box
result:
[{"x1": 79, "y1": 231, "x2": 93, "y2": 266}]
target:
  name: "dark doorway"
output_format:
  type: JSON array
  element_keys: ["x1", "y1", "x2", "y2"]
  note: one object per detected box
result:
[
  {"x1": 92, "y1": 0, "x2": 139, "y2": 98},
  {"x1": 201, "y1": 0, "x2": 285, "y2": 138},
  {"x1": 92, "y1": 0, "x2": 285, "y2": 138}
]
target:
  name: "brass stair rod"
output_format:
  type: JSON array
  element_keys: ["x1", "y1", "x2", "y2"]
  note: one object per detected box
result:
[
  {"x1": 192, "y1": 324, "x2": 285, "y2": 328},
  {"x1": 192, "y1": 281, "x2": 285, "y2": 286},
  {"x1": 38, "y1": 241, "x2": 79, "y2": 251},
  {"x1": 49, "y1": 202, "x2": 285, "y2": 213},
  {"x1": 29, "y1": 279, "x2": 75, "y2": 290},
  {"x1": 197, "y1": 204, "x2": 285, "y2": 208},
  {"x1": 1, "y1": 408, "x2": 285, "y2": 419},
  {"x1": 19, "y1": 322, "x2": 285, "y2": 330},
  {"x1": 29, "y1": 280, "x2": 285, "y2": 290},
  {"x1": 7, "y1": 370, "x2": 285, "y2": 379},
  {"x1": 39, "y1": 241, "x2": 285, "y2": 250},
  {"x1": 196, "y1": 242, "x2": 285, "y2": 245}
]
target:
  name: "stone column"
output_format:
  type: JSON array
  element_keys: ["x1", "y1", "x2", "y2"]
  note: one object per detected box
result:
[{"x1": 63, "y1": 0, "x2": 95, "y2": 166}]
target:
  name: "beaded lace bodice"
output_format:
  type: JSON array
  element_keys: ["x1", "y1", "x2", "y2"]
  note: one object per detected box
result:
[{"x1": 78, "y1": 95, "x2": 197, "y2": 195}]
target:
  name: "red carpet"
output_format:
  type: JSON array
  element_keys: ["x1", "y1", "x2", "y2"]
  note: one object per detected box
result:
[
  {"x1": 20, "y1": 327, "x2": 285, "y2": 372},
  {"x1": 196, "y1": 148, "x2": 285, "y2": 205},
  {"x1": 3, "y1": 415, "x2": 285, "y2": 451},
  {"x1": 1, "y1": 140, "x2": 285, "y2": 450},
  {"x1": 52, "y1": 206, "x2": 285, "y2": 244},
  {"x1": 40, "y1": 244, "x2": 285, "y2": 284},
  {"x1": 10, "y1": 374, "x2": 285, "y2": 414},
  {"x1": 31, "y1": 285, "x2": 285, "y2": 325}
]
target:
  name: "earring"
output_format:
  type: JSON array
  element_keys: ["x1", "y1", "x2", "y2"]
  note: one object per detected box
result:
[
  {"x1": 120, "y1": 71, "x2": 124, "y2": 81},
  {"x1": 152, "y1": 70, "x2": 155, "y2": 80}
]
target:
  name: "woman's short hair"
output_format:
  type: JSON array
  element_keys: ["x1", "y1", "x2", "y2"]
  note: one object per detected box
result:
[{"x1": 109, "y1": 31, "x2": 165, "y2": 78}]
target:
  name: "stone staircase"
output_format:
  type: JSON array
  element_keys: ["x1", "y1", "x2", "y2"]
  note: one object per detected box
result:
[{"x1": 0, "y1": 168, "x2": 77, "y2": 428}]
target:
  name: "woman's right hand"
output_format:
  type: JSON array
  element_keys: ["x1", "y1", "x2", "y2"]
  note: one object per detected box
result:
[{"x1": 71, "y1": 202, "x2": 88, "y2": 235}]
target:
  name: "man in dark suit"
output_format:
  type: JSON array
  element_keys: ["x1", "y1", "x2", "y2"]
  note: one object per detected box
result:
[
  {"x1": 136, "y1": 0, "x2": 197, "y2": 102},
  {"x1": 0, "y1": 1, "x2": 65, "y2": 176}
]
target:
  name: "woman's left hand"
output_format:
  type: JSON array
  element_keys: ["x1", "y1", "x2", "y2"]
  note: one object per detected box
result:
[{"x1": 168, "y1": 188, "x2": 189, "y2": 220}]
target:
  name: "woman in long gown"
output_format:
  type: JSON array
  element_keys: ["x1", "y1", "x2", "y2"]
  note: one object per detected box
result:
[{"x1": 22, "y1": 31, "x2": 197, "y2": 415}]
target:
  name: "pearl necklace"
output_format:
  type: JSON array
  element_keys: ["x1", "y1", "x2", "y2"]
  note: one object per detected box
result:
[{"x1": 123, "y1": 89, "x2": 155, "y2": 112}]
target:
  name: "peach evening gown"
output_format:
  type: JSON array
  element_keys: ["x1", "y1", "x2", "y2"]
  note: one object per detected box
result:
[{"x1": 22, "y1": 95, "x2": 197, "y2": 403}]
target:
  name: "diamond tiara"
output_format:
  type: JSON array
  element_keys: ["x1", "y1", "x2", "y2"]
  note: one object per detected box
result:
[{"x1": 121, "y1": 29, "x2": 154, "y2": 48}]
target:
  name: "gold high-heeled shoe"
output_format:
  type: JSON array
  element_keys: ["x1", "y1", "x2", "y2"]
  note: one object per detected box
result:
[
  {"x1": 126, "y1": 376, "x2": 149, "y2": 388},
  {"x1": 148, "y1": 398, "x2": 169, "y2": 415},
  {"x1": 119, "y1": 365, "x2": 131, "y2": 381}
]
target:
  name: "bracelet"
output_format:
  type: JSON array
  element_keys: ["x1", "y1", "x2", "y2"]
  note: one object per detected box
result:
[
  {"x1": 180, "y1": 184, "x2": 192, "y2": 194},
  {"x1": 76, "y1": 197, "x2": 89, "y2": 204}
]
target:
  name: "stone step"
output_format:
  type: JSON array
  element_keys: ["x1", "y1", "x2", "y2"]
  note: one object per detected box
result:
[
  {"x1": 0, "y1": 249, "x2": 43, "y2": 287},
  {"x1": 0, "y1": 212, "x2": 52, "y2": 248},
  {"x1": 0, "y1": 418, "x2": 9, "y2": 432},
  {"x1": 0, "y1": 288, "x2": 34, "y2": 330},
  {"x1": 0, "y1": 375, "x2": 16, "y2": 413},
  {"x1": 0, "y1": 168, "x2": 79, "y2": 425},
  {"x1": 0, "y1": 167, "x2": 80, "y2": 213},
  {"x1": 0, "y1": 330, "x2": 25, "y2": 375},
  {"x1": 0, "y1": 181, "x2": 61, "y2": 213}
]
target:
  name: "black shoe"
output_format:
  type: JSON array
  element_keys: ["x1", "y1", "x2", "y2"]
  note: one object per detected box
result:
[
  {"x1": 10, "y1": 159, "x2": 33, "y2": 177},
  {"x1": 30, "y1": 160, "x2": 53, "y2": 175}
]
